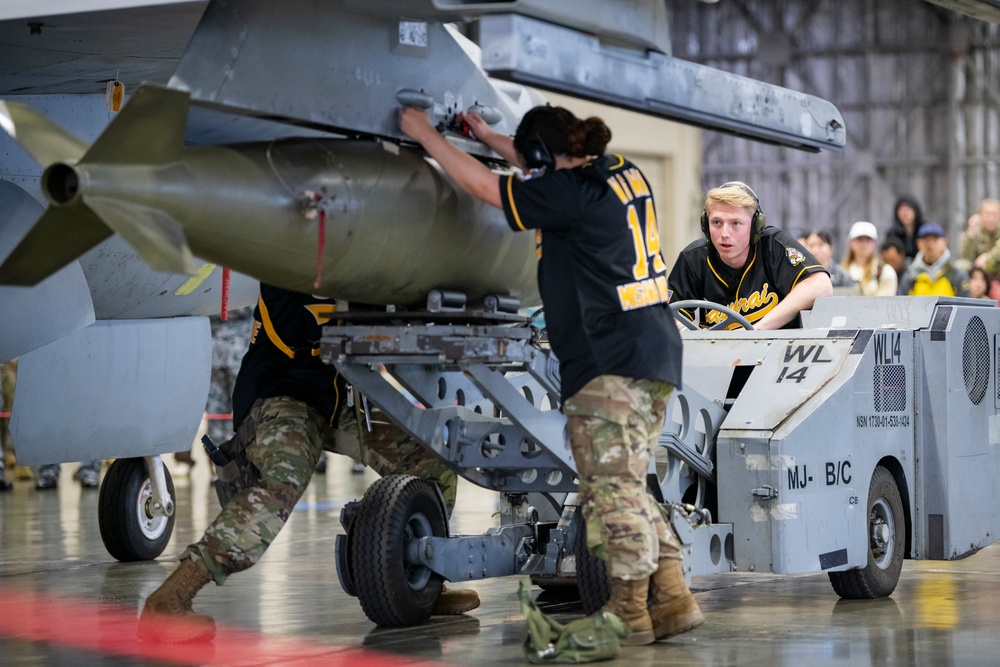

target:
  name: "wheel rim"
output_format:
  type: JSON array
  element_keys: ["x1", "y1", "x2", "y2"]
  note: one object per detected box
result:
[
  {"x1": 137, "y1": 478, "x2": 169, "y2": 540},
  {"x1": 403, "y1": 511, "x2": 434, "y2": 590},
  {"x1": 869, "y1": 496, "x2": 896, "y2": 569}
]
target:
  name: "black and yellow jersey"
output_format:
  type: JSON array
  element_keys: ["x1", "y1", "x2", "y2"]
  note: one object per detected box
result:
[
  {"x1": 499, "y1": 154, "x2": 682, "y2": 401},
  {"x1": 232, "y1": 284, "x2": 340, "y2": 427},
  {"x1": 668, "y1": 227, "x2": 827, "y2": 329}
]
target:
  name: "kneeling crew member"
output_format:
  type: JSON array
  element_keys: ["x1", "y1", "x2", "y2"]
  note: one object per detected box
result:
[{"x1": 138, "y1": 283, "x2": 477, "y2": 643}]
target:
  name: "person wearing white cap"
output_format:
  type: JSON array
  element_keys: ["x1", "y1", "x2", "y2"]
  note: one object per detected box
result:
[{"x1": 841, "y1": 221, "x2": 898, "y2": 296}]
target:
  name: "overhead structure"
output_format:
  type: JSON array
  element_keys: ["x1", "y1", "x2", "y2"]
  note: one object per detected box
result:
[
  {"x1": 166, "y1": 0, "x2": 846, "y2": 153},
  {"x1": 669, "y1": 0, "x2": 1000, "y2": 239}
]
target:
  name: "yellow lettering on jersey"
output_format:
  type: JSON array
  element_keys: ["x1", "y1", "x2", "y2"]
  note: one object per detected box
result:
[
  {"x1": 250, "y1": 320, "x2": 262, "y2": 344},
  {"x1": 704, "y1": 283, "x2": 779, "y2": 326},
  {"x1": 607, "y1": 176, "x2": 630, "y2": 205},
  {"x1": 644, "y1": 199, "x2": 667, "y2": 274},
  {"x1": 627, "y1": 205, "x2": 648, "y2": 280},
  {"x1": 305, "y1": 303, "x2": 337, "y2": 325},
  {"x1": 615, "y1": 174, "x2": 634, "y2": 202},
  {"x1": 655, "y1": 275, "x2": 670, "y2": 301},
  {"x1": 535, "y1": 229, "x2": 543, "y2": 259},
  {"x1": 617, "y1": 276, "x2": 669, "y2": 311},
  {"x1": 624, "y1": 168, "x2": 650, "y2": 199}
]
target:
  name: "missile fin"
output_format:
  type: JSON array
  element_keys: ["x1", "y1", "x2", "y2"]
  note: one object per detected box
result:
[
  {"x1": 81, "y1": 85, "x2": 189, "y2": 165},
  {"x1": 0, "y1": 206, "x2": 112, "y2": 286},
  {"x1": 0, "y1": 101, "x2": 88, "y2": 166},
  {"x1": 84, "y1": 196, "x2": 197, "y2": 276}
]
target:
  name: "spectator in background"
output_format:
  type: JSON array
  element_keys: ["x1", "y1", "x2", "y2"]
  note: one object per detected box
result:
[
  {"x1": 900, "y1": 223, "x2": 970, "y2": 297},
  {"x1": 804, "y1": 230, "x2": 854, "y2": 288},
  {"x1": 960, "y1": 198, "x2": 1000, "y2": 271},
  {"x1": 843, "y1": 221, "x2": 898, "y2": 296},
  {"x1": 887, "y1": 195, "x2": 926, "y2": 260},
  {"x1": 880, "y1": 237, "x2": 909, "y2": 293},
  {"x1": 968, "y1": 267, "x2": 992, "y2": 300}
]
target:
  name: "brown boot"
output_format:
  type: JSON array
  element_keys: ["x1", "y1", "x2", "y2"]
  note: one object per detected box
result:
[
  {"x1": 138, "y1": 558, "x2": 216, "y2": 643},
  {"x1": 648, "y1": 559, "x2": 704, "y2": 640},
  {"x1": 601, "y1": 576, "x2": 655, "y2": 645},
  {"x1": 432, "y1": 584, "x2": 481, "y2": 615}
]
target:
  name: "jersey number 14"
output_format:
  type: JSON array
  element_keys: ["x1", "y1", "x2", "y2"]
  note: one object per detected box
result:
[{"x1": 627, "y1": 199, "x2": 666, "y2": 280}]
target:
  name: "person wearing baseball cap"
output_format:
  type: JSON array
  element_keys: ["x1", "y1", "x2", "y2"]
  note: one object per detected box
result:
[
  {"x1": 842, "y1": 221, "x2": 898, "y2": 296},
  {"x1": 900, "y1": 222, "x2": 970, "y2": 296}
]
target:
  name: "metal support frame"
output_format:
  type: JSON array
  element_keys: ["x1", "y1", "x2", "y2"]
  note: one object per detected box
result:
[
  {"x1": 322, "y1": 313, "x2": 735, "y2": 585},
  {"x1": 142, "y1": 455, "x2": 174, "y2": 518}
]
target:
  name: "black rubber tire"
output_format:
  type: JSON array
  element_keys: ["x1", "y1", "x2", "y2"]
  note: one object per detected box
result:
[
  {"x1": 98, "y1": 458, "x2": 175, "y2": 562},
  {"x1": 350, "y1": 474, "x2": 447, "y2": 626},
  {"x1": 574, "y1": 510, "x2": 612, "y2": 615},
  {"x1": 828, "y1": 466, "x2": 905, "y2": 599}
]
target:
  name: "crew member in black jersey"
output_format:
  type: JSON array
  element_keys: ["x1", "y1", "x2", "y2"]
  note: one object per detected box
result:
[
  {"x1": 139, "y1": 283, "x2": 476, "y2": 643},
  {"x1": 401, "y1": 104, "x2": 702, "y2": 645},
  {"x1": 669, "y1": 182, "x2": 832, "y2": 329}
]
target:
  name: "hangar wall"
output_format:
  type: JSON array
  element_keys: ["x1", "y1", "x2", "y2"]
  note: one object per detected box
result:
[{"x1": 667, "y1": 0, "x2": 1000, "y2": 252}]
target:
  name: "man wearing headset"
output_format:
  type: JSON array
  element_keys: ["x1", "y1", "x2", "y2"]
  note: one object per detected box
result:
[{"x1": 669, "y1": 182, "x2": 832, "y2": 330}]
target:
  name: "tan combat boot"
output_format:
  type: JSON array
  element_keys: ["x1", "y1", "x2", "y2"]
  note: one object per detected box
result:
[
  {"x1": 601, "y1": 576, "x2": 655, "y2": 646},
  {"x1": 648, "y1": 559, "x2": 704, "y2": 640},
  {"x1": 432, "y1": 584, "x2": 481, "y2": 615},
  {"x1": 138, "y1": 558, "x2": 216, "y2": 643}
]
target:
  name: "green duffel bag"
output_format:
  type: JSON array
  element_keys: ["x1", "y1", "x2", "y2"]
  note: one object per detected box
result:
[{"x1": 519, "y1": 578, "x2": 630, "y2": 664}]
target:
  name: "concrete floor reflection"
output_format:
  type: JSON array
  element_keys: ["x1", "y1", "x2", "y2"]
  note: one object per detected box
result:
[{"x1": 2, "y1": 450, "x2": 1000, "y2": 666}]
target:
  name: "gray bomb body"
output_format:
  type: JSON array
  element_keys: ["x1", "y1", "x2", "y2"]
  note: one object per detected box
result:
[
  {"x1": 43, "y1": 139, "x2": 539, "y2": 307},
  {"x1": 0, "y1": 85, "x2": 539, "y2": 307}
]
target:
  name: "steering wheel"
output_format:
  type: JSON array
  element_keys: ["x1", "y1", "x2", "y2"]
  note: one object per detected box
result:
[{"x1": 669, "y1": 299, "x2": 755, "y2": 331}]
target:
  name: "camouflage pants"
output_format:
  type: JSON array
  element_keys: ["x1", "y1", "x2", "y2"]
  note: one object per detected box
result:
[
  {"x1": 563, "y1": 375, "x2": 680, "y2": 581},
  {"x1": 185, "y1": 395, "x2": 456, "y2": 584}
]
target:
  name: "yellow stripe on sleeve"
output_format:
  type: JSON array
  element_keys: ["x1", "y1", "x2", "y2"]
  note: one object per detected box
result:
[
  {"x1": 506, "y1": 176, "x2": 527, "y2": 231},
  {"x1": 790, "y1": 265, "x2": 824, "y2": 289},
  {"x1": 257, "y1": 294, "x2": 295, "y2": 359}
]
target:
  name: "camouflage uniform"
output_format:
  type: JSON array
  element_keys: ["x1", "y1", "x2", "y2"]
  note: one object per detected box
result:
[
  {"x1": 205, "y1": 308, "x2": 254, "y2": 446},
  {"x1": 962, "y1": 226, "x2": 1000, "y2": 272},
  {"x1": 563, "y1": 375, "x2": 680, "y2": 580},
  {"x1": 186, "y1": 394, "x2": 456, "y2": 585}
]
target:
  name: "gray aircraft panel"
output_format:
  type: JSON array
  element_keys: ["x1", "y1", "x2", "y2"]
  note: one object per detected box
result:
[
  {"x1": 168, "y1": 0, "x2": 533, "y2": 150},
  {"x1": 0, "y1": 180, "x2": 94, "y2": 362},
  {"x1": 478, "y1": 13, "x2": 846, "y2": 153},
  {"x1": 10, "y1": 316, "x2": 211, "y2": 464}
]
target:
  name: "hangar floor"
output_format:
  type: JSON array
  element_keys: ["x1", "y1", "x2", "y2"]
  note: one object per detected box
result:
[{"x1": 1, "y1": 452, "x2": 998, "y2": 666}]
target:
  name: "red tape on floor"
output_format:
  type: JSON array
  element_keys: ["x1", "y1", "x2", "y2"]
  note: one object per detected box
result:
[{"x1": 0, "y1": 584, "x2": 445, "y2": 666}]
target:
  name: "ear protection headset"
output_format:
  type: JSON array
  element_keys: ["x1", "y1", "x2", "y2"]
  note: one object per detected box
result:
[
  {"x1": 516, "y1": 107, "x2": 556, "y2": 171},
  {"x1": 700, "y1": 181, "x2": 767, "y2": 244}
]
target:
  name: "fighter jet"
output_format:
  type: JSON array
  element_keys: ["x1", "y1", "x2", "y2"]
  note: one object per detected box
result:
[{"x1": 10, "y1": 0, "x2": 988, "y2": 560}]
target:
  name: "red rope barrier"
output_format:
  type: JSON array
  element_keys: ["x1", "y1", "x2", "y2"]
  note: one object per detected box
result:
[{"x1": 220, "y1": 266, "x2": 231, "y2": 321}]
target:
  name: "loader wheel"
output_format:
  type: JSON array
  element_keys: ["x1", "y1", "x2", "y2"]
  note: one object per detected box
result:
[
  {"x1": 828, "y1": 466, "x2": 904, "y2": 599},
  {"x1": 350, "y1": 474, "x2": 447, "y2": 626},
  {"x1": 98, "y1": 458, "x2": 175, "y2": 561},
  {"x1": 574, "y1": 510, "x2": 612, "y2": 615}
]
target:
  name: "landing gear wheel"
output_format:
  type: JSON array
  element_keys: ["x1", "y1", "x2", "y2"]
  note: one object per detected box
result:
[
  {"x1": 828, "y1": 466, "x2": 905, "y2": 599},
  {"x1": 98, "y1": 458, "x2": 175, "y2": 561},
  {"x1": 670, "y1": 299, "x2": 755, "y2": 331},
  {"x1": 574, "y1": 510, "x2": 611, "y2": 615},
  {"x1": 350, "y1": 474, "x2": 447, "y2": 626}
]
